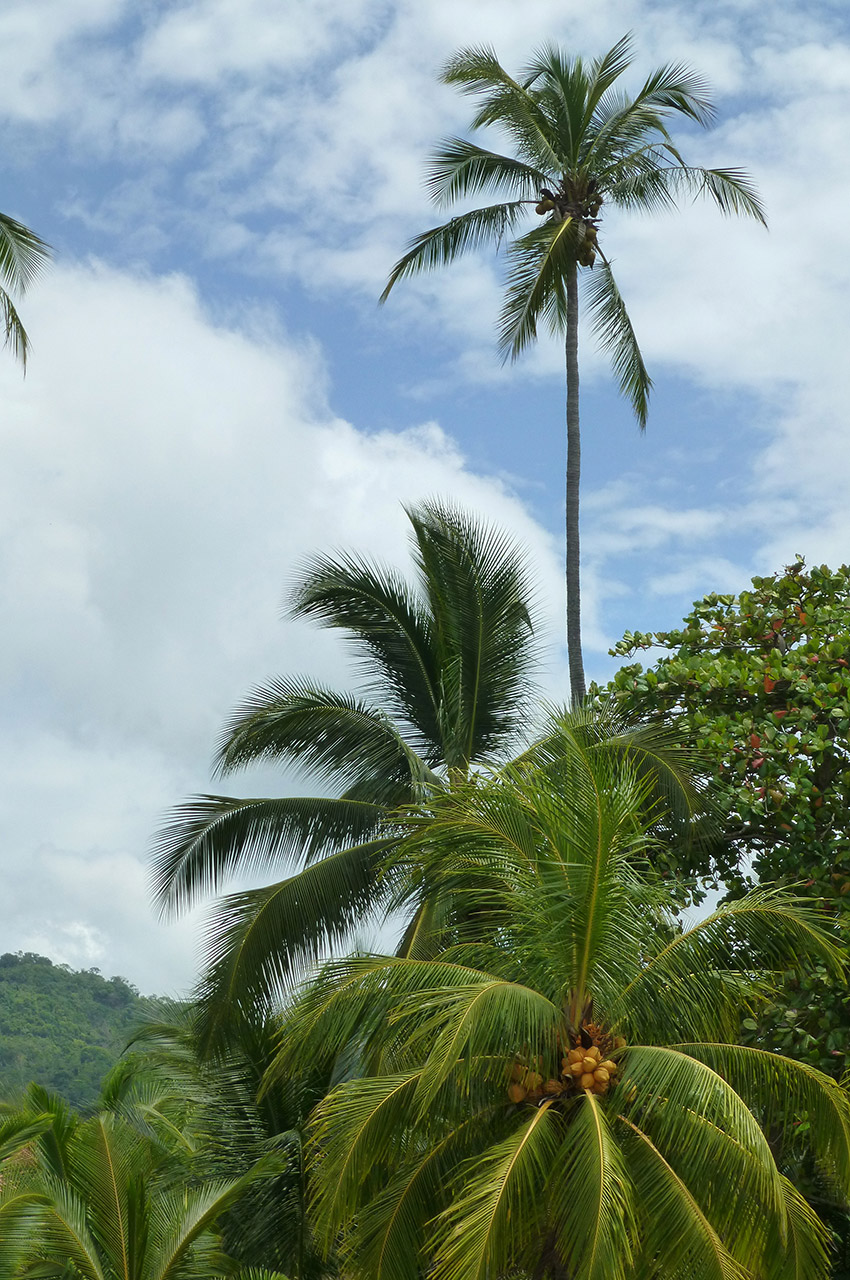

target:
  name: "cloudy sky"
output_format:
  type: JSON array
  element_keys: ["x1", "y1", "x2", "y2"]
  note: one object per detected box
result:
[{"x1": 2, "y1": 0, "x2": 849, "y2": 994}]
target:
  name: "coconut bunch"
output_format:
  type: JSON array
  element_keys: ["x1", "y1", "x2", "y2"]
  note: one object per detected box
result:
[
  {"x1": 561, "y1": 1043, "x2": 619, "y2": 1096},
  {"x1": 506, "y1": 1028, "x2": 624, "y2": 1104}
]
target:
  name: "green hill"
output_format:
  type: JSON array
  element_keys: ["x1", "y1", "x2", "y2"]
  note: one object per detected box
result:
[{"x1": 0, "y1": 951, "x2": 159, "y2": 1109}]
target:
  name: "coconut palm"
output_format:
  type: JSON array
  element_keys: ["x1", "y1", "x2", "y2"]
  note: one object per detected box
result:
[
  {"x1": 0, "y1": 211, "x2": 51, "y2": 368},
  {"x1": 278, "y1": 742, "x2": 850, "y2": 1280},
  {"x1": 151, "y1": 501, "x2": 542, "y2": 1043},
  {"x1": 0, "y1": 1084, "x2": 285, "y2": 1279},
  {"x1": 381, "y1": 35, "x2": 766, "y2": 703}
]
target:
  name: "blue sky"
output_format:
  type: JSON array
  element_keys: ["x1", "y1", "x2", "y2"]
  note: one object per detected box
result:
[{"x1": 2, "y1": 0, "x2": 850, "y2": 992}]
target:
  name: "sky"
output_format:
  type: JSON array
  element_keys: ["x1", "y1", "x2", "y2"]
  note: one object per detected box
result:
[{"x1": 1, "y1": 0, "x2": 850, "y2": 995}]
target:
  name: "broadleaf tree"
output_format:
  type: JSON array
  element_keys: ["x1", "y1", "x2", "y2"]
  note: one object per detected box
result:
[
  {"x1": 381, "y1": 34, "x2": 766, "y2": 702},
  {"x1": 603, "y1": 559, "x2": 850, "y2": 1272}
]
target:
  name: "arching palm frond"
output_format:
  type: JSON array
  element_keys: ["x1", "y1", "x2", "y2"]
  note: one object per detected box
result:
[
  {"x1": 191, "y1": 838, "x2": 396, "y2": 1049},
  {"x1": 151, "y1": 794, "x2": 387, "y2": 918},
  {"x1": 214, "y1": 680, "x2": 436, "y2": 790},
  {"x1": 498, "y1": 217, "x2": 579, "y2": 358},
  {"x1": 425, "y1": 139, "x2": 544, "y2": 207},
  {"x1": 583, "y1": 258, "x2": 652, "y2": 427},
  {"x1": 380, "y1": 202, "x2": 529, "y2": 302},
  {"x1": 0, "y1": 211, "x2": 51, "y2": 370}
]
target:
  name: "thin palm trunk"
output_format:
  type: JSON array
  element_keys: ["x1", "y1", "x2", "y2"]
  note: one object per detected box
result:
[{"x1": 565, "y1": 261, "x2": 585, "y2": 704}]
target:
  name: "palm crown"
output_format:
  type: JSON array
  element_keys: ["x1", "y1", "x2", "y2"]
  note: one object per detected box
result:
[
  {"x1": 151, "y1": 502, "x2": 541, "y2": 1039},
  {"x1": 280, "y1": 742, "x2": 850, "y2": 1280},
  {"x1": 381, "y1": 35, "x2": 765, "y2": 701}
]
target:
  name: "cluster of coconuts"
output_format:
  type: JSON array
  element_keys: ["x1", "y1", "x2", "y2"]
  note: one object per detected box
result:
[
  {"x1": 562, "y1": 1044, "x2": 618, "y2": 1095},
  {"x1": 507, "y1": 1034, "x2": 624, "y2": 1105},
  {"x1": 534, "y1": 188, "x2": 602, "y2": 268}
]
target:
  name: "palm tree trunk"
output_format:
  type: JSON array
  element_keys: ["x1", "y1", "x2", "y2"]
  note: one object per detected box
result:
[{"x1": 565, "y1": 260, "x2": 585, "y2": 704}]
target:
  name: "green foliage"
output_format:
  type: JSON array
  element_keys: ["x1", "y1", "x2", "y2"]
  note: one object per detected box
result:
[
  {"x1": 151, "y1": 501, "x2": 543, "y2": 1045},
  {"x1": 602, "y1": 560, "x2": 850, "y2": 1069},
  {"x1": 603, "y1": 560, "x2": 850, "y2": 1275},
  {"x1": 289, "y1": 747, "x2": 848, "y2": 1280},
  {"x1": 0, "y1": 952, "x2": 159, "y2": 1109},
  {"x1": 109, "y1": 1008, "x2": 336, "y2": 1278},
  {"x1": 0, "y1": 1083, "x2": 281, "y2": 1279}
]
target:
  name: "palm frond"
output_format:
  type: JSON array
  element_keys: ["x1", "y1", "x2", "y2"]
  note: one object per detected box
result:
[
  {"x1": 0, "y1": 212, "x2": 52, "y2": 293},
  {"x1": 0, "y1": 286, "x2": 31, "y2": 369},
  {"x1": 629, "y1": 59, "x2": 716, "y2": 126},
  {"x1": 619, "y1": 1045, "x2": 786, "y2": 1216},
  {"x1": 287, "y1": 550, "x2": 444, "y2": 758},
  {"x1": 350, "y1": 1113, "x2": 496, "y2": 1280},
  {"x1": 146, "y1": 1154, "x2": 283, "y2": 1280},
  {"x1": 151, "y1": 794, "x2": 386, "y2": 918},
  {"x1": 35, "y1": 1172, "x2": 107, "y2": 1280},
  {"x1": 0, "y1": 1111, "x2": 53, "y2": 1163},
  {"x1": 440, "y1": 46, "x2": 563, "y2": 171},
  {"x1": 498, "y1": 217, "x2": 579, "y2": 359},
  {"x1": 765, "y1": 1176, "x2": 832, "y2": 1280},
  {"x1": 425, "y1": 139, "x2": 544, "y2": 208},
  {"x1": 687, "y1": 166, "x2": 768, "y2": 226},
  {"x1": 428, "y1": 1102, "x2": 560, "y2": 1280},
  {"x1": 406, "y1": 499, "x2": 539, "y2": 768},
  {"x1": 583, "y1": 259, "x2": 652, "y2": 428},
  {"x1": 617, "y1": 1113, "x2": 747, "y2": 1280},
  {"x1": 549, "y1": 1093, "x2": 634, "y2": 1280},
  {"x1": 309, "y1": 1071, "x2": 423, "y2": 1252},
  {"x1": 381, "y1": 203, "x2": 528, "y2": 302},
  {"x1": 215, "y1": 676, "x2": 436, "y2": 792},
  {"x1": 612, "y1": 890, "x2": 845, "y2": 1043},
  {"x1": 675, "y1": 1043, "x2": 850, "y2": 1197},
  {"x1": 192, "y1": 840, "x2": 394, "y2": 1042}
]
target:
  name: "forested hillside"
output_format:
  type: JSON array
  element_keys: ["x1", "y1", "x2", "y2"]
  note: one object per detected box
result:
[{"x1": 0, "y1": 952, "x2": 159, "y2": 1109}]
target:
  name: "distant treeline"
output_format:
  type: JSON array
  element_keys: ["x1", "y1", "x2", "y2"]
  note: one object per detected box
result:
[{"x1": 0, "y1": 951, "x2": 160, "y2": 1109}]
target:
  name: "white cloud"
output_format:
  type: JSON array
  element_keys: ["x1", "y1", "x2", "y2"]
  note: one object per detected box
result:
[{"x1": 0, "y1": 261, "x2": 567, "y2": 992}]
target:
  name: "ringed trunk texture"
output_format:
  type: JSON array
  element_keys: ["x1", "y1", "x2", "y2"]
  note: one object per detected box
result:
[{"x1": 565, "y1": 261, "x2": 586, "y2": 704}]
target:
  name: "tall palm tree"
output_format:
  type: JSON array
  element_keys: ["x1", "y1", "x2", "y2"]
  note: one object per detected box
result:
[
  {"x1": 380, "y1": 35, "x2": 766, "y2": 703},
  {"x1": 0, "y1": 211, "x2": 51, "y2": 369},
  {"x1": 279, "y1": 743, "x2": 850, "y2": 1280},
  {"x1": 152, "y1": 501, "x2": 542, "y2": 1044}
]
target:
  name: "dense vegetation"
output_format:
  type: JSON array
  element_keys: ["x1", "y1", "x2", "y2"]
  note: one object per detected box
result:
[{"x1": 0, "y1": 952, "x2": 157, "y2": 1109}]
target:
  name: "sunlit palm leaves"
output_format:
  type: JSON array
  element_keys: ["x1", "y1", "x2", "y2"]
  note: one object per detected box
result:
[{"x1": 291, "y1": 750, "x2": 847, "y2": 1280}]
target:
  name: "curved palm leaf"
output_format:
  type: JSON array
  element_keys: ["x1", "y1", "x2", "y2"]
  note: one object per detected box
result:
[
  {"x1": 0, "y1": 211, "x2": 51, "y2": 370},
  {"x1": 151, "y1": 794, "x2": 387, "y2": 918}
]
